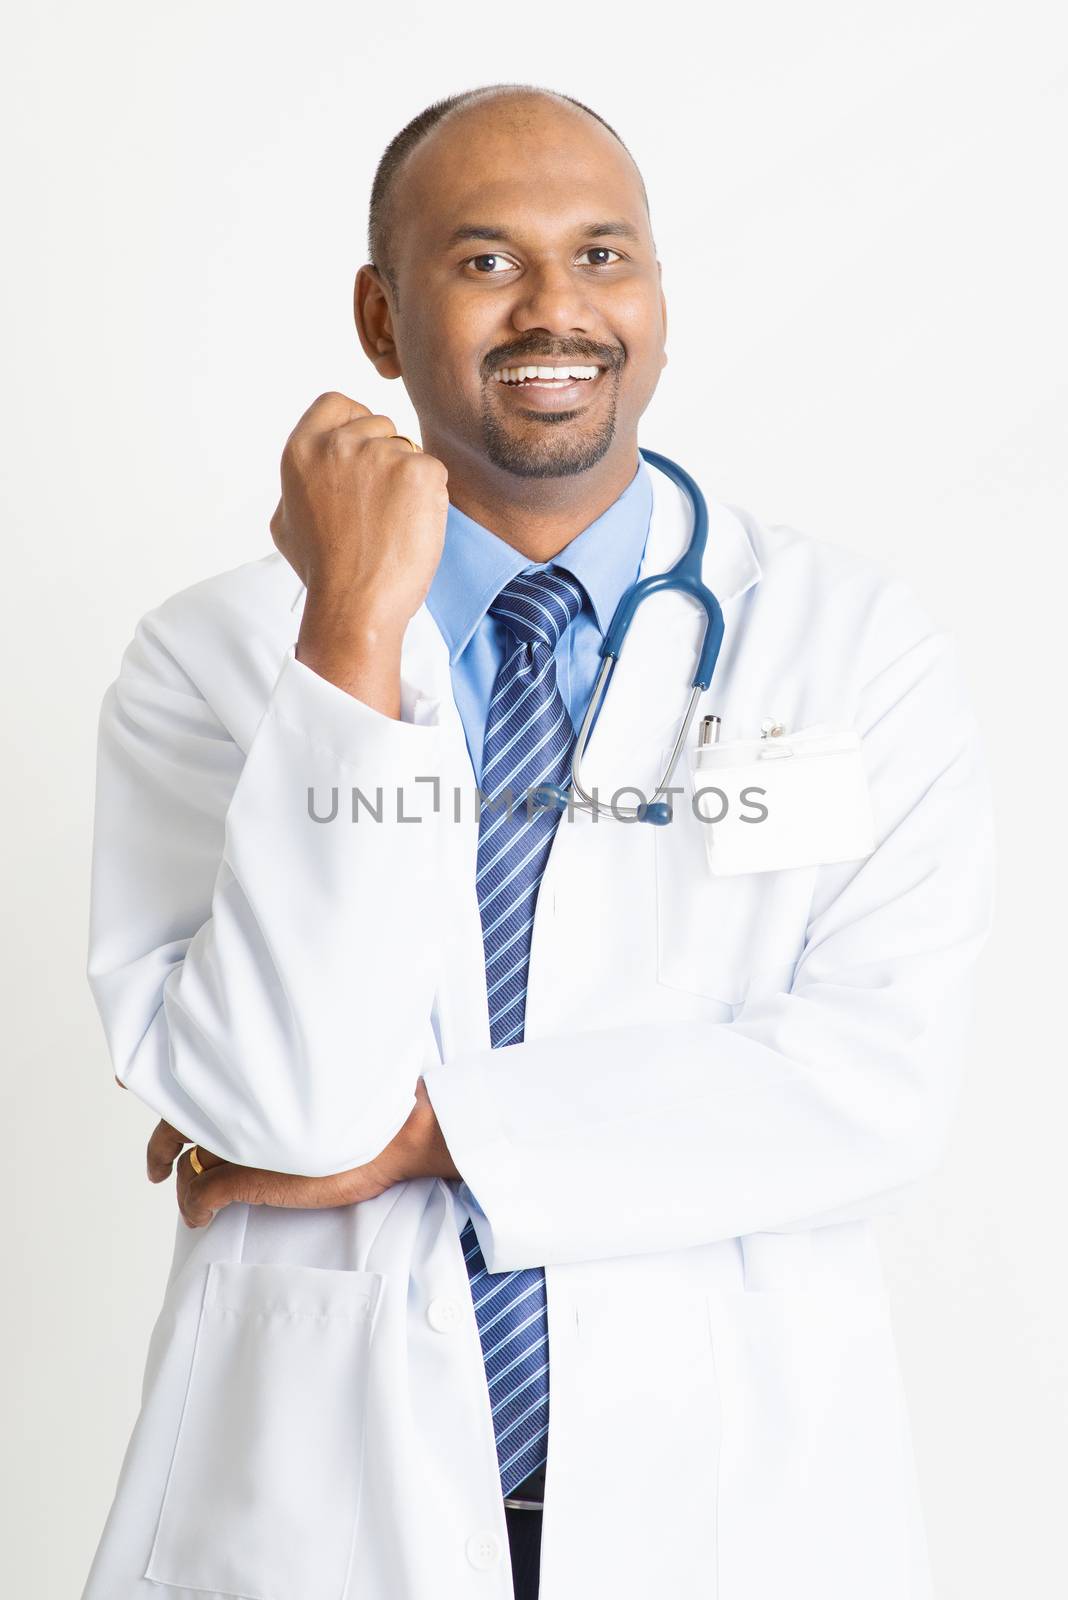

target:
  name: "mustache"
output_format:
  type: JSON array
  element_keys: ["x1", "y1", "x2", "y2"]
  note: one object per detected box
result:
[{"x1": 485, "y1": 343, "x2": 622, "y2": 373}]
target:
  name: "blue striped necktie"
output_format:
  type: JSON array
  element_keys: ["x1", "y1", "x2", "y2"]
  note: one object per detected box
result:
[{"x1": 459, "y1": 562, "x2": 585, "y2": 1499}]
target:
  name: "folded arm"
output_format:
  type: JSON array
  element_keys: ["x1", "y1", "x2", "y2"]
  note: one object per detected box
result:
[
  {"x1": 88, "y1": 609, "x2": 444, "y2": 1175},
  {"x1": 423, "y1": 587, "x2": 996, "y2": 1271},
  {"x1": 145, "y1": 1078, "x2": 460, "y2": 1227}
]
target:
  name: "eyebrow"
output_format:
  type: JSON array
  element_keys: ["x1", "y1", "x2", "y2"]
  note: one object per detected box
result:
[{"x1": 442, "y1": 219, "x2": 642, "y2": 249}]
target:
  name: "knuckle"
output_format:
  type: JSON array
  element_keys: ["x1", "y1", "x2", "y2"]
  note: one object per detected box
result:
[
  {"x1": 313, "y1": 391, "x2": 370, "y2": 424},
  {"x1": 323, "y1": 428, "x2": 353, "y2": 457},
  {"x1": 407, "y1": 449, "x2": 445, "y2": 477}
]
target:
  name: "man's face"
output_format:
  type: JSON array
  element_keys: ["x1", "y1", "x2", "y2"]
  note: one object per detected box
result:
[{"x1": 368, "y1": 97, "x2": 667, "y2": 480}]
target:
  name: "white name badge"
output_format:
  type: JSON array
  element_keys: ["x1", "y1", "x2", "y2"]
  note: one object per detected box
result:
[{"x1": 687, "y1": 724, "x2": 876, "y2": 876}]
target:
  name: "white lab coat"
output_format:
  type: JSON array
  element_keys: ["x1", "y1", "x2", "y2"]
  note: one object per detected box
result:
[{"x1": 82, "y1": 454, "x2": 994, "y2": 1600}]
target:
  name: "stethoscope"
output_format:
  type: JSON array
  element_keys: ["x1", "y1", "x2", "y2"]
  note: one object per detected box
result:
[{"x1": 536, "y1": 447, "x2": 724, "y2": 827}]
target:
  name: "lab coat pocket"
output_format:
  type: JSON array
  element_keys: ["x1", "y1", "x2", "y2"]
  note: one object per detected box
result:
[
  {"x1": 144, "y1": 1260, "x2": 384, "y2": 1600},
  {"x1": 690, "y1": 726, "x2": 875, "y2": 876},
  {"x1": 654, "y1": 756, "x2": 817, "y2": 1003}
]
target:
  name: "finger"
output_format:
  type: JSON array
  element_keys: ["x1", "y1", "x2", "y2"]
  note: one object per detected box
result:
[
  {"x1": 178, "y1": 1162, "x2": 289, "y2": 1228},
  {"x1": 324, "y1": 413, "x2": 407, "y2": 451},
  {"x1": 178, "y1": 1153, "x2": 236, "y2": 1229},
  {"x1": 177, "y1": 1162, "x2": 353, "y2": 1226},
  {"x1": 147, "y1": 1119, "x2": 191, "y2": 1183},
  {"x1": 176, "y1": 1146, "x2": 260, "y2": 1227},
  {"x1": 291, "y1": 390, "x2": 372, "y2": 440}
]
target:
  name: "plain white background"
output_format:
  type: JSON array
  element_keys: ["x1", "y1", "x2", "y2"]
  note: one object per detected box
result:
[{"x1": 3, "y1": 2, "x2": 1065, "y2": 1594}]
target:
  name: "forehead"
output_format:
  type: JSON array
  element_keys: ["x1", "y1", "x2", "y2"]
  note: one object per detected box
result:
[{"x1": 394, "y1": 98, "x2": 647, "y2": 252}]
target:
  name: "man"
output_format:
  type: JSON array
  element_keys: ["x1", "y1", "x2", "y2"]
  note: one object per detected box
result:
[{"x1": 82, "y1": 82, "x2": 994, "y2": 1600}]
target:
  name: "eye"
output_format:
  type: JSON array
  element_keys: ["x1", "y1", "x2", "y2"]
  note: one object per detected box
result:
[
  {"x1": 466, "y1": 253, "x2": 517, "y2": 274},
  {"x1": 464, "y1": 246, "x2": 625, "y2": 275}
]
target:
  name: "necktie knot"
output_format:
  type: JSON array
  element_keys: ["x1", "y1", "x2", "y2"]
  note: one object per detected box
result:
[{"x1": 488, "y1": 563, "x2": 584, "y2": 653}]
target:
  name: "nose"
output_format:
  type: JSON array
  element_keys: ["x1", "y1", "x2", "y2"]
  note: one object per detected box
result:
[{"x1": 509, "y1": 257, "x2": 597, "y2": 340}]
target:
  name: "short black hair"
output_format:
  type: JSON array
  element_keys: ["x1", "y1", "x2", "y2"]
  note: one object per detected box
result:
[{"x1": 367, "y1": 82, "x2": 650, "y2": 299}]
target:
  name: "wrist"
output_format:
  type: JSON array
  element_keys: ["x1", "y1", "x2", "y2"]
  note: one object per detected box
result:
[
  {"x1": 299, "y1": 586, "x2": 408, "y2": 650},
  {"x1": 296, "y1": 600, "x2": 406, "y2": 712},
  {"x1": 394, "y1": 1081, "x2": 461, "y2": 1181}
]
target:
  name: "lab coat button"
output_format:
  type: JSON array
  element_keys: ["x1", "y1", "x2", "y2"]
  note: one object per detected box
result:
[
  {"x1": 466, "y1": 1531, "x2": 502, "y2": 1569},
  {"x1": 427, "y1": 1296, "x2": 461, "y2": 1332}
]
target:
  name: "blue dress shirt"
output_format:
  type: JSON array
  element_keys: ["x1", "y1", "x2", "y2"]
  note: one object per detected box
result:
[{"x1": 425, "y1": 456, "x2": 653, "y2": 782}]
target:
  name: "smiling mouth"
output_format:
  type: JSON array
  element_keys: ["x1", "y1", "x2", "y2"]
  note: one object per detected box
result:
[
  {"x1": 489, "y1": 363, "x2": 608, "y2": 409},
  {"x1": 493, "y1": 361, "x2": 604, "y2": 385}
]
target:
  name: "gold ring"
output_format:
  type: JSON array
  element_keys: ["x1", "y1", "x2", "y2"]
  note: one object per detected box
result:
[
  {"x1": 390, "y1": 434, "x2": 420, "y2": 452},
  {"x1": 188, "y1": 1145, "x2": 204, "y2": 1175}
]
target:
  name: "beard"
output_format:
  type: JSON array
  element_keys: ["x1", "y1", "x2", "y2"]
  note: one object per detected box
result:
[{"x1": 477, "y1": 377, "x2": 619, "y2": 478}]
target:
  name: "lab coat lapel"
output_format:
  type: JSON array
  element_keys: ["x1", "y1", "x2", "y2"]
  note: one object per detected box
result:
[{"x1": 399, "y1": 609, "x2": 492, "y2": 1062}]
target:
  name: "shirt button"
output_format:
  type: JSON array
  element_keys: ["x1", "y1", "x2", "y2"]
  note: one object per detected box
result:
[
  {"x1": 465, "y1": 1530, "x2": 503, "y2": 1569},
  {"x1": 426, "y1": 1296, "x2": 461, "y2": 1332}
]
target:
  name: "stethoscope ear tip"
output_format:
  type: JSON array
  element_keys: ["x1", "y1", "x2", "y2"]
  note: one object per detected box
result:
[{"x1": 637, "y1": 801, "x2": 673, "y2": 826}]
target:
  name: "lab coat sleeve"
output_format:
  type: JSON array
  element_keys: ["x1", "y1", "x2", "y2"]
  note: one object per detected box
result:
[
  {"x1": 422, "y1": 581, "x2": 996, "y2": 1270},
  {"x1": 87, "y1": 606, "x2": 444, "y2": 1175}
]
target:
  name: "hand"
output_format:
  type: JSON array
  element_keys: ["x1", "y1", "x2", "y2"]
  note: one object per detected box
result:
[
  {"x1": 270, "y1": 391, "x2": 449, "y2": 634},
  {"x1": 146, "y1": 1081, "x2": 461, "y2": 1230}
]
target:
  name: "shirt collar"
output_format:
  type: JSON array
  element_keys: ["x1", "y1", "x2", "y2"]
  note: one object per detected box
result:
[{"x1": 426, "y1": 457, "x2": 653, "y2": 665}]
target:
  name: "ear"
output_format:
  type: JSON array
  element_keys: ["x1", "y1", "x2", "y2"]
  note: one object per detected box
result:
[{"x1": 354, "y1": 264, "x2": 402, "y2": 380}]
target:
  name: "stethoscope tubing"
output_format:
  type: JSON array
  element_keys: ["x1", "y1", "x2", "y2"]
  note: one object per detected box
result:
[{"x1": 543, "y1": 447, "x2": 725, "y2": 825}]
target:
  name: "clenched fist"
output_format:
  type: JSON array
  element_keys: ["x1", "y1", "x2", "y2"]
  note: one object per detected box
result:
[{"x1": 270, "y1": 392, "x2": 450, "y2": 711}]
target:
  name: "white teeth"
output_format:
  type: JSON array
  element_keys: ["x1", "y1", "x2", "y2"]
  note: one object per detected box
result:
[{"x1": 493, "y1": 364, "x2": 601, "y2": 384}]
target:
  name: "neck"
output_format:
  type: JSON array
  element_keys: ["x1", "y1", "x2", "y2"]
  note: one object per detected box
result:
[{"x1": 419, "y1": 433, "x2": 641, "y2": 562}]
